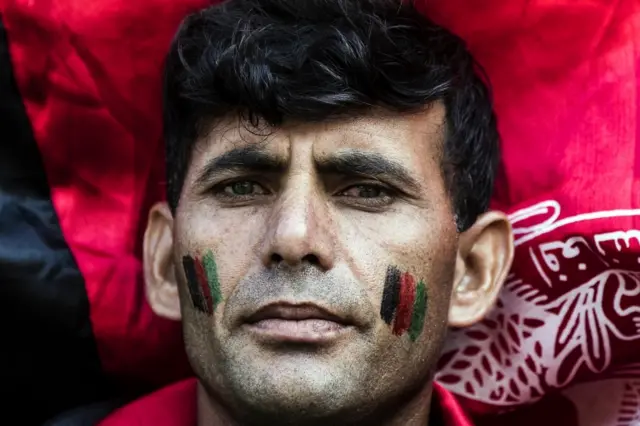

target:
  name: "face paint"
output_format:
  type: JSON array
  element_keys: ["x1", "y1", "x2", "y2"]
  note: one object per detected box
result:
[
  {"x1": 194, "y1": 257, "x2": 213, "y2": 314},
  {"x1": 380, "y1": 266, "x2": 428, "y2": 341},
  {"x1": 380, "y1": 266, "x2": 401, "y2": 324},
  {"x1": 183, "y1": 255, "x2": 209, "y2": 314},
  {"x1": 408, "y1": 280, "x2": 427, "y2": 341},
  {"x1": 182, "y1": 250, "x2": 223, "y2": 315},
  {"x1": 392, "y1": 272, "x2": 416, "y2": 336},
  {"x1": 202, "y1": 250, "x2": 223, "y2": 310}
]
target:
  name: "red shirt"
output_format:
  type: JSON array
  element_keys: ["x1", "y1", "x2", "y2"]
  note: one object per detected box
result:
[{"x1": 99, "y1": 378, "x2": 473, "y2": 426}]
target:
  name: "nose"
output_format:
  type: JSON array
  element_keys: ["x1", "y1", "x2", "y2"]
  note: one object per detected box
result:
[{"x1": 261, "y1": 188, "x2": 335, "y2": 271}]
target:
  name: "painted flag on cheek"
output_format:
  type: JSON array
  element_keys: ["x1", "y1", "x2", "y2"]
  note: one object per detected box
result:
[
  {"x1": 182, "y1": 252, "x2": 223, "y2": 315},
  {"x1": 381, "y1": 266, "x2": 428, "y2": 341},
  {"x1": 408, "y1": 280, "x2": 427, "y2": 342},
  {"x1": 393, "y1": 272, "x2": 417, "y2": 336},
  {"x1": 381, "y1": 266, "x2": 402, "y2": 324},
  {"x1": 194, "y1": 258, "x2": 213, "y2": 314},
  {"x1": 202, "y1": 250, "x2": 223, "y2": 310},
  {"x1": 182, "y1": 255, "x2": 208, "y2": 314}
]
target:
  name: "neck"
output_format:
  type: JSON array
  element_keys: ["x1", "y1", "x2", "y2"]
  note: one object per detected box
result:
[{"x1": 196, "y1": 380, "x2": 436, "y2": 426}]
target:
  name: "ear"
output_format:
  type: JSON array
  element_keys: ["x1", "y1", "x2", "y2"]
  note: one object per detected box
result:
[
  {"x1": 449, "y1": 211, "x2": 514, "y2": 327},
  {"x1": 143, "y1": 201, "x2": 182, "y2": 321}
]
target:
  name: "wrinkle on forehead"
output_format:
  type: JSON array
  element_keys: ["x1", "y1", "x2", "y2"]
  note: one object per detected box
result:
[
  {"x1": 192, "y1": 104, "x2": 447, "y2": 180},
  {"x1": 314, "y1": 103, "x2": 447, "y2": 141}
]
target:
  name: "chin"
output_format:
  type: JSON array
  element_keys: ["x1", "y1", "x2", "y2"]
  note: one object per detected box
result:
[{"x1": 221, "y1": 350, "x2": 371, "y2": 422}]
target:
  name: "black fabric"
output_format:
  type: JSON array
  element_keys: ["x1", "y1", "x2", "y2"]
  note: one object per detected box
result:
[
  {"x1": 42, "y1": 399, "x2": 126, "y2": 426},
  {"x1": 0, "y1": 15, "x2": 110, "y2": 425},
  {"x1": 429, "y1": 395, "x2": 447, "y2": 426}
]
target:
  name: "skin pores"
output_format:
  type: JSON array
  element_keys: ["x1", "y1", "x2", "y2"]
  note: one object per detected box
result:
[{"x1": 172, "y1": 107, "x2": 459, "y2": 423}]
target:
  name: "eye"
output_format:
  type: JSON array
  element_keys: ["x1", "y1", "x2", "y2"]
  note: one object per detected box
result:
[
  {"x1": 341, "y1": 185, "x2": 385, "y2": 198},
  {"x1": 337, "y1": 184, "x2": 395, "y2": 208},
  {"x1": 216, "y1": 180, "x2": 269, "y2": 199}
]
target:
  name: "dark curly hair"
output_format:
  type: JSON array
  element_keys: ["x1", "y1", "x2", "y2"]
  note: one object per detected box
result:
[{"x1": 163, "y1": 0, "x2": 500, "y2": 231}]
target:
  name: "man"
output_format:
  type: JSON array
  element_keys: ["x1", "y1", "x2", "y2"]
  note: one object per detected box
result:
[{"x1": 100, "y1": 0, "x2": 514, "y2": 424}]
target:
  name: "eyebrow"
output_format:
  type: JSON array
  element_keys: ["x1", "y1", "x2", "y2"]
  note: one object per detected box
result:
[
  {"x1": 195, "y1": 145, "x2": 287, "y2": 185},
  {"x1": 196, "y1": 146, "x2": 422, "y2": 194},
  {"x1": 316, "y1": 150, "x2": 422, "y2": 194}
]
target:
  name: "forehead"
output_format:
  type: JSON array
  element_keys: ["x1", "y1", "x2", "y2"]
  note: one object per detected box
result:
[{"x1": 192, "y1": 104, "x2": 446, "y2": 176}]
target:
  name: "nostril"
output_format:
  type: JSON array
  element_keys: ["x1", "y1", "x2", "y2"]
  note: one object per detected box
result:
[
  {"x1": 302, "y1": 254, "x2": 320, "y2": 265},
  {"x1": 269, "y1": 253, "x2": 320, "y2": 266}
]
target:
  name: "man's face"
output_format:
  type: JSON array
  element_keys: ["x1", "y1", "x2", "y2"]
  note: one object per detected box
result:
[{"x1": 172, "y1": 105, "x2": 459, "y2": 420}]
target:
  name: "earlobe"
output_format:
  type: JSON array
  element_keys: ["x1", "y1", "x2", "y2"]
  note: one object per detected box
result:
[
  {"x1": 143, "y1": 202, "x2": 182, "y2": 321},
  {"x1": 448, "y1": 211, "x2": 514, "y2": 327}
]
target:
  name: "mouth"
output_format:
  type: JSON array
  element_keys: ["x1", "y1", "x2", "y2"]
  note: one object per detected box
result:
[{"x1": 243, "y1": 303, "x2": 354, "y2": 344}]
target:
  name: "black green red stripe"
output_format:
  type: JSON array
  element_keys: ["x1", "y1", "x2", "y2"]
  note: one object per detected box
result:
[
  {"x1": 194, "y1": 257, "x2": 213, "y2": 314},
  {"x1": 393, "y1": 272, "x2": 416, "y2": 335},
  {"x1": 202, "y1": 250, "x2": 223, "y2": 310},
  {"x1": 182, "y1": 250, "x2": 223, "y2": 315},
  {"x1": 408, "y1": 280, "x2": 427, "y2": 341},
  {"x1": 380, "y1": 265, "x2": 428, "y2": 341},
  {"x1": 182, "y1": 255, "x2": 208, "y2": 313},
  {"x1": 381, "y1": 266, "x2": 401, "y2": 324}
]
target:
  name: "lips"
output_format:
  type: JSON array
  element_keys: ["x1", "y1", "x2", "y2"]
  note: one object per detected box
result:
[{"x1": 244, "y1": 303, "x2": 354, "y2": 344}]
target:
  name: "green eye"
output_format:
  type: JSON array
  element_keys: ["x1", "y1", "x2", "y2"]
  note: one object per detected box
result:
[
  {"x1": 337, "y1": 184, "x2": 395, "y2": 209},
  {"x1": 220, "y1": 181, "x2": 268, "y2": 198},
  {"x1": 341, "y1": 184, "x2": 386, "y2": 198},
  {"x1": 228, "y1": 181, "x2": 255, "y2": 195},
  {"x1": 355, "y1": 185, "x2": 382, "y2": 198}
]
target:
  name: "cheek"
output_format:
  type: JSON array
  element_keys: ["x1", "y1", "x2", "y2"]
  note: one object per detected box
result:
[
  {"x1": 338, "y1": 211, "x2": 457, "y2": 340},
  {"x1": 380, "y1": 267, "x2": 429, "y2": 341},
  {"x1": 175, "y1": 208, "x2": 264, "y2": 315},
  {"x1": 180, "y1": 253, "x2": 220, "y2": 315}
]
